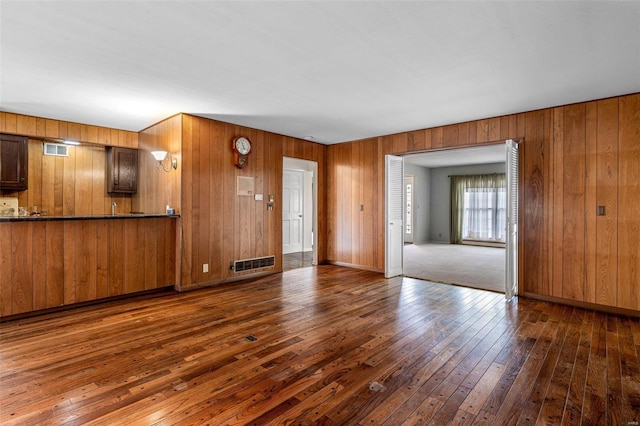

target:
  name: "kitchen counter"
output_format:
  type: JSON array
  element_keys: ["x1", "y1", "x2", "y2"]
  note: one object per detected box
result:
[
  {"x1": 0, "y1": 213, "x2": 180, "y2": 222},
  {"x1": 0, "y1": 215, "x2": 178, "y2": 318}
]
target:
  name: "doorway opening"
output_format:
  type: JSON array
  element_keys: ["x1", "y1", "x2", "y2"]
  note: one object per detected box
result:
[
  {"x1": 283, "y1": 157, "x2": 318, "y2": 271},
  {"x1": 385, "y1": 141, "x2": 519, "y2": 298}
]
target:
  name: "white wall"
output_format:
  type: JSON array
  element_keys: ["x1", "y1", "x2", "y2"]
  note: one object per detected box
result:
[
  {"x1": 429, "y1": 162, "x2": 505, "y2": 243},
  {"x1": 404, "y1": 163, "x2": 431, "y2": 244}
]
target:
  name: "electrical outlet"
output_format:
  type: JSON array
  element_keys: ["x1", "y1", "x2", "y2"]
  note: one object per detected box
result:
[{"x1": 203, "y1": 263, "x2": 209, "y2": 273}]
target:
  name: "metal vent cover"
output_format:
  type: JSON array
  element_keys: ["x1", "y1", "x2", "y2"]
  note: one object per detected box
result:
[{"x1": 233, "y1": 255, "x2": 275, "y2": 272}]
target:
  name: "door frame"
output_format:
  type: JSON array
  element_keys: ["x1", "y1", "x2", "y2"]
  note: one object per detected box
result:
[
  {"x1": 283, "y1": 157, "x2": 318, "y2": 266},
  {"x1": 386, "y1": 141, "x2": 519, "y2": 292}
]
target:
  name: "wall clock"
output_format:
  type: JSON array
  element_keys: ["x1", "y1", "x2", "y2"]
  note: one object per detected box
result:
[{"x1": 232, "y1": 136, "x2": 252, "y2": 168}]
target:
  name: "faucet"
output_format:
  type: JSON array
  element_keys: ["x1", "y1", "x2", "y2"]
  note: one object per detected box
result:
[{"x1": 112, "y1": 202, "x2": 117, "y2": 216}]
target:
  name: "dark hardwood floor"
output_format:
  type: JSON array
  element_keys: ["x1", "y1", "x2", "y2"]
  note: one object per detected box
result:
[
  {"x1": 1, "y1": 265, "x2": 639, "y2": 425},
  {"x1": 282, "y1": 251, "x2": 314, "y2": 271}
]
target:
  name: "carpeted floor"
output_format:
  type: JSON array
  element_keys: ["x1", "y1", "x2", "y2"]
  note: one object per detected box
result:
[{"x1": 403, "y1": 243, "x2": 505, "y2": 293}]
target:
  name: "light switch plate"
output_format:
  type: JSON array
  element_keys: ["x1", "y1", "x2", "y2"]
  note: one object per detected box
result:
[{"x1": 255, "y1": 194, "x2": 263, "y2": 201}]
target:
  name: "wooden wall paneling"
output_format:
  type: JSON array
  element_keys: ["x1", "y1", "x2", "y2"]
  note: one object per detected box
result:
[
  {"x1": 11, "y1": 222, "x2": 32, "y2": 315},
  {"x1": 341, "y1": 142, "x2": 353, "y2": 263},
  {"x1": 407, "y1": 129, "x2": 426, "y2": 152},
  {"x1": 45, "y1": 119, "x2": 59, "y2": 139},
  {"x1": 376, "y1": 137, "x2": 386, "y2": 270},
  {"x1": 67, "y1": 122, "x2": 81, "y2": 141},
  {"x1": 595, "y1": 98, "x2": 619, "y2": 306},
  {"x1": 91, "y1": 145, "x2": 106, "y2": 215},
  {"x1": 45, "y1": 221, "x2": 64, "y2": 308},
  {"x1": 562, "y1": 104, "x2": 587, "y2": 302},
  {"x1": 144, "y1": 218, "x2": 159, "y2": 290},
  {"x1": 361, "y1": 139, "x2": 377, "y2": 268},
  {"x1": 191, "y1": 117, "x2": 203, "y2": 282},
  {"x1": 2, "y1": 113, "x2": 18, "y2": 133},
  {"x1": 330, "y1": 143, "x2": 343, "y2": 262},
  {"x1": 76, "y1": 221, "x2": 97, "y2": 302},
  {"x1": 63, "y1": 222, "x2": 77, "y2": 304},
  {"x1": 500, "y1": 116, "x2": 511, "y2": 140},
  {"x1": 271, "y1": 132, "x2": 284, "y2": 270},
  {"x1": 32, "y1": 222, "x2": 47, "y2": 310},
  {"x1": 318, "y1": 143, "x2": 327, "y2": 263},
  {"x1": 509, "y1": 115, "x2": 518, "y2": 139},
  {"x1": 51, "y1": 155, "x2": 64, "y2": 215},
  {"x1": 108, "y1": 220, "x2": 125, "y2": 296},
  {"x1": 95, "y1": 220, "x2": 109, "y2": 299},
  {"x1": 521, "y1": 110, "x2": 546, "y2": 295},
  {"x1": 165, "y1": 218, "x2": 177, "y2": 286},
  {"x1": 237, "y1": 129, "x2": 253, "y2": 263},
  {"x1": 326, "y1": 144, "x2": 337, "y2": 261},
  {"x1": 27, "y1": 141, "x2": 42, "y2": 211},
  {"x1": 457, "y1": 122, "x2": 470, "y2": 146},
  {"x1": 81, "y1": 124, "x2": 99, "y2": 144},
  {"x1": 222, "y1": 124, "x2": 236, "y2": 280},
  {"x1": 432, "y1": 127, "x2": 444, "y2": 149},
  {"x1": 392, "y1": 133, "x2": 408, "y2": 154},
  {"x1": 16, "y1": 114, "x2": 37, "y2": 136},
  {"x1": 41, "y1": 144, "x2": 56, "y2": 215},
  {"x1": 488, "y1": 117, "x2": 501, "y2": 142},
  {"x1": 98, "y1": 127, "x2": 110, "y2": 146},
  {"x1": 58, "y1": 122, "x2": 68, "y2": 142},
  {"x1": 253, "y1": 130, "x2": 265, "y2": 260},
  {"x1": 0, "y1": 224, "x2": 11, "y2": 316},
  {"x1": 209, "y1": 120, "x2": 225, "y2": 281},
  {"x1": 476, "y1": 119, "x2": 489, "y2": 144},
  {"x1": 542, "y1": 108, "x2": 555, "y2": 297},
  {"x1": 552, "y1": 107, "x2": 565, "y2": 298},
  {"x1": 180, "y1": 116, "x2": 194, "y2": 286},
  {"x1": 74, "y1": 145, "x2": 93, "y2": 216},
  {"x1": 62, "y1": 145, "x2": 76, "y2": 215},
  {"x1": 443, "y1": 125, "x2": 458, "y2": 149},
  {"x1": 468, "y1": 121, "x2": 478, "y2": 145},
  {"x1": 352, "y1": 140, "x2": 361, "y2": 265},
  {"x1": 124, "y1": 219, "x2": 145, "y2": 294},
  {"x1": 585, "y1": 102, "x2": 598, "y2": 304},
  {"x1": 618, "y1": 94, "x2": 640, "y2": 310}
]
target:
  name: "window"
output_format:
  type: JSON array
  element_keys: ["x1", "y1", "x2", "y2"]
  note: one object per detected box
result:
[
  {"x1": 450, "y1": 173, "x2": 506, "y2": 244},
  {"x1": 461, "y1": 185, "x2": 506, "y2": 242}
]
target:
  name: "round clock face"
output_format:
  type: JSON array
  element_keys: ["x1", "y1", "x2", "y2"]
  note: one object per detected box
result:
[{"x1": 234, "y1": 137, "x2": 251, "y2": 155}]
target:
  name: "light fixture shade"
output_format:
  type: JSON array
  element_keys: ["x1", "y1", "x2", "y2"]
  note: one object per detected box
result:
[{"x1": 151, "y1": 150, "x2": 168, "y2": 161}]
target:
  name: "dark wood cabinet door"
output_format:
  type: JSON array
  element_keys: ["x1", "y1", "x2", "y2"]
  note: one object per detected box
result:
[
  {"x1": 0, "y1": 134, "x2": 28, "y2": 191},
  {"x1": 107, "y1": 147, "x2": 138, "y2": 194}
]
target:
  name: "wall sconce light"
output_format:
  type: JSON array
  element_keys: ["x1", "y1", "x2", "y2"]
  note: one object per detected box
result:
[{"x1": 151, "y1": 150, "x2": 177, "y2": 172}]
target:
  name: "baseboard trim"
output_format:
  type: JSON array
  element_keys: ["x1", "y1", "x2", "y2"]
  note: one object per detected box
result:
[
  {"x1": 176, "y1": 269, "x2": 282, "y2": 292},
  {"x1": 522, "y1": 292, "x2": 640, "y2": 318},
  {"x1": 326, "y1": 260, "x2": 384, "y2": 274}
]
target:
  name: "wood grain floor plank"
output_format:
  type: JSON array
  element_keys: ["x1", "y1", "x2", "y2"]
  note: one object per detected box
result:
[{"x1": 1, "y1": 266, "x2": 639, "y2": 425}]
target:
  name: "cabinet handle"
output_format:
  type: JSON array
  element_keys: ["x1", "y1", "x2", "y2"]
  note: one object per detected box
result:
[{"x1": 20, "y1": 177, "x2": 25, "y2": 182}]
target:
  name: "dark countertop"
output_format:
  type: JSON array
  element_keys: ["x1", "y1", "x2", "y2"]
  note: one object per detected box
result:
[{"x1": 0, "y1": 213, "x2": 180, "y2": 222}]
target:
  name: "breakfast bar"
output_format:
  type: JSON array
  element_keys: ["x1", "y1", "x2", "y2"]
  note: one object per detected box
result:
[{"x1": 0, "y1": 214, "x2": 178, "y2": 318}]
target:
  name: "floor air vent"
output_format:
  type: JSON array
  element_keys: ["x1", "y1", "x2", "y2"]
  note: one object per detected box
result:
[{"x1": 233, "y1": 255, "x2": 275, "y2": 272}]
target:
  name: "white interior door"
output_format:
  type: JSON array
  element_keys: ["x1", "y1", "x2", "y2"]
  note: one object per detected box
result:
[
  {"x1": 283, "y1": 169, "x2": 304, "y2": 254},
  {"x1": 505, "y1": 139, "x2": 519, "y2": 299},
  {"x1": 385, "y1": 155, "x2": 404, "y2": 278}
]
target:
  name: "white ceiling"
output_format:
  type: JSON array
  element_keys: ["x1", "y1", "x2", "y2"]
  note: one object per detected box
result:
[{"x1": 1, "y1": 1, "x2": 638, "y2": 145}]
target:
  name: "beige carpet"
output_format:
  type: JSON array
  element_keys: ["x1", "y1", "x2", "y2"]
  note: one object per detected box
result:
[{"x1": 403, "y1": 243, "x2": 505, "y2": 293}]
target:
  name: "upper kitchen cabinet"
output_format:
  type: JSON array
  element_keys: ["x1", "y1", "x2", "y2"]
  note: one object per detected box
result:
[
  {"x1": 0, "y1": 133, "x2": 28, "y2": 191},
  {"x1": 106, "y1": 146, "x2": 138, "y2": 194}
]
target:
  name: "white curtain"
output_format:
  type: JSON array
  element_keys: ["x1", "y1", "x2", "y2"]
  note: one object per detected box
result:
[{"x1": 450, "y1": 174, "x2": 506, "y2": 244}]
